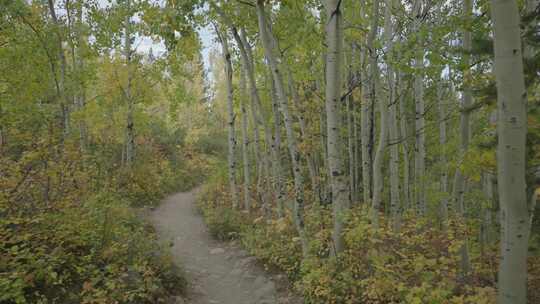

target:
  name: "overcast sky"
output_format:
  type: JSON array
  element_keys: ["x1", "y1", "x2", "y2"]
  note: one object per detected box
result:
[{"x1": 93, "y1": 0, "x2": 217, "y2": 80}]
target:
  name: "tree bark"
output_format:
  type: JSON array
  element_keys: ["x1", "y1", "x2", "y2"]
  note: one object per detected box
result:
[
  {"x1": 324, "y1": 0, "x2": 350, "y2": 254},
  {"x1": 286, "y1": 67, "x2": 320, "y2": 204},
  {"x1": 453, "y1": 0, "x2": 473, "y2": 217},
  {"x1": 383, "y1": 0, "x2": 400, "y2": 231},
  {"x1": 240, "y1": 65, "x2": 251, "y2": 212},
  {"x1": 216, "y1": 28, "x2": 239, "y2": 209},
  {"x1": 413, "y1": 0, "x2": 426, "y2": 216},
  {"x1": 256, "y1": 0, "x2": 308, "y2": 256},
  {"x1": 269, "y1": 69, "x2": 285, "y2": 217},
  {"x1": 371, "y1": 63, "x2": 386, "y2": 229},
  {"x1": 361, "y1": 0, "x2": 380, "y2": 206},
  {"x1": 491, "y1": 0, "x2": 529, "y2": 301},
  {"x1": 438, "y1": 81, "x2": 449, "y2": 224},
  {"x1": 347, "y1": 45, "x2": 358, "y2": 204},
  {"x1": 398, "y1": 73, "x2": 411, "y2": 210}
]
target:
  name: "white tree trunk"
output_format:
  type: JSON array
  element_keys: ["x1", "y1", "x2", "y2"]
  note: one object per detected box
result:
[
  {"x1": 438, "y1": 81, "x2": 449, "y2": 224},
  {"x1": 256, "y1": 0, "x2": 308, "y2": 256},
  {"x1": 269, "y1": 70, "x2": 286, "y2": 217},
  {"x1": 371, "y1": 65, "x2": 386, "y2": 229},
  {"x1": 347, "y1": 94, "x2": 356, "y2": 203},
  {"x1": 238, "y1": 28, "x2": 274, "y2": 210},
  {"x1": 413, "y1": 0, "x2": 426, "y2": 216},
  {"x1": 491, "y1": 0, "x2": 529, "y2": 301},
  {"x1": 287, "y1": 67, "x2": 320, "y2": 203},
  {"x1": 240, "y1": 66, "x2": 251, "y2": 212},
  {"x1": 383, "y1": 0, "x2": 400, "y2": 231},
  {"x1": 398, "y1": 73, "x2": 411, "y2": 210},
  {"x1": 453, "y1": 0, "x2": 473, "y2": 216},
  {"x1": 324, "y1": 0, "x2": 350, "y2": 254},
  {"x1": 361, "y1": 0, "x2": 380, "y2": 206},
  {"x1": 217, "y1": 29, "x2": 239, "y2": 209},
  {"x1": 347, "y1": 44, "x2": 358, "y2": 204}
]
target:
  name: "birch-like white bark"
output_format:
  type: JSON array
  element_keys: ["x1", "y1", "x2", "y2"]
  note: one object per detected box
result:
[
  {"x1": 412, "y1": 0, "x2": 426, "y2": 215},
  {"x1": 324, "y1": 0, "x2": 350, "y2": 254},
  {"x1": 256, "y1": 0, "x2": 308, "y2": 255},
  {"x1": 269, "y1": 70, "x2": 285, "y2": 217},
  {"x1": 286, "y1": 67, "x2": 320, "y2": 203},
  {"x1": 491, "y1": 0, "x2": 529, "y2": 301},
  {"x1": 361, "y1": 0, "x2": 380, "y2": 206},
  {"x1": 217, "y1": 28, "x2": 239, "y2": 209},
  {"x1": 240, "y1": 66, "x2": 251, "y2": 212},
  {"x1": 438, "y1": 81, "x2": 449, "y2": 224},
  {"x1": 398, "y1": 73, "x2": 411, "y2": 210}
]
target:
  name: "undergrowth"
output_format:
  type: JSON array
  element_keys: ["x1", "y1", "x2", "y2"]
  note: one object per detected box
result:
[
  {"x1": 196, "y1": 177, "x2": 540, "y2": 304},
  {"x1": 0, "y1": 142, "x2": 214, "y2": 303}
]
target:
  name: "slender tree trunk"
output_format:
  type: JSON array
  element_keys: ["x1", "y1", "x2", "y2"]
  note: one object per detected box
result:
[
  {"x1": 354, "y1": 102, "x2": 361, "y2": 204},
  {"x1": 269, "y1": 69, "x2": 285, "y2": 217},
  {"x1": 240, "y1": 66, "x2": 251, "y2": 212},
  {"x1": 361, "y1": 0, "x2": 380, "y2": 206},
  {"x1": 124, "y1": 0, "x2": 134, "y2": 166},
  {"x1": 347, "y1": 94, "x2": 356, "y2": 203},
  {"x1": 47, "y1": 0, "x2": 70, "y2": 138},
  {"x1": 238, "y1": 28, "x2": 274, "y2": 209},
  {"x1": 256, "y1": 0, "x2": 308, "y2": 256},
  {"x1": 491, "y1": 0, "x2": 529, "y2": 301},
  {"x1": 398, "y1": 73, "x2": 411, "y2": 210},
  {"x1": 481, "y1": 172, "x2": 496, "y2": 247},
  {"x1": 315, "y1": 75, "x2": 329, "y2": 203},
  {"x1": 453, "y1": 0, "x2": 473, "y2": 216},
  {"x1": 323, "y1": 0, "x2": 349, "y2": 254},
  {"x1": 287, "y1": 67, "x2": 320, "y2": 203},
  {"x1": 451, "y1": 0, "x2": 473, "y2": 276},
  {"x1": 212, "y1": 6, "x2": 270, "y2": 205},
  {"x1": 347, "y1": 44, "x2": 358, "y2": 204},
  {"x1": 438, "y1": 81, "x2": 449, "y2": 224},
  {"x1": 371, "y1": 64, "x2": 386, "y2": 229},
  {"x1": 413, "y1": 0, "x2": 426, "y2": 216},
  {"x1": 216, "y1": 28, "x2": 239, "y2": 209},
  {"x1": 383, "y1": 0, "x2": 401, "y2": 230},
  {"x1": 75, "y1": 2, "x2": 87, "y2": 152}
]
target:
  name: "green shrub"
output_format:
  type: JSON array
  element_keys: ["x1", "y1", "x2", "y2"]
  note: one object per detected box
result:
[
  {"x1": 197, "y1": 179, "x2": 540, "y2": 304},
  {"x1": 0, "y1": 191, "x2": 185, "y2": 304}
]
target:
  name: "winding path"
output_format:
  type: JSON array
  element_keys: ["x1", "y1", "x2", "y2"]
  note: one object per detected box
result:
[{"x1": 150, "y1": 189, "x2": 298, "y2": 304}]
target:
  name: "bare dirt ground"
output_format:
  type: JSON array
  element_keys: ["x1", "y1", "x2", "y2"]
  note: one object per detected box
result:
[{"x1": 150, "y1": 189, "x2": 302, "y2": 304}]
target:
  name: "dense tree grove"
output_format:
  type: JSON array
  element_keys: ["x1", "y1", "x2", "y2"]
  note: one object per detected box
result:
[
  {"x1": 0, "y1": 0, "x2": 222, "y2": 302},
  {"x1": 1, "y1": 0, "x2": 539, "y2": 303},
  {"x1": 199, "y1": 0, "x2": 540, "y2": 303}
]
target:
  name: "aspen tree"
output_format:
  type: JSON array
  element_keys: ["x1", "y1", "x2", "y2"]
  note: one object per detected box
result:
[
  {"x1": 240, "y1": 66, "x2": 251, "y2": 212},
  {"x1": 323, "y1": 0, "x2": 349, "y2": 253},
  {"x1": 491, "y1": 0, "x2": 529, "y2": 301},
  {"x1": 412, "y1": 0, "x2": 426, "y2": 215},
  {"x1": 256, "y1": 0, "x2": 308, "y2": 255},
  {"x1": 216, "y1": 28, "x2": 239, "y2": 209},
  {"x1": 362, "y1": 0, "x2": 380, "y2": 206}
]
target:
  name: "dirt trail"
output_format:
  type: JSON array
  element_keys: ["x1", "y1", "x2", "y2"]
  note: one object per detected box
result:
[{"x1": 151, "y1": 189, "x2": 299, "y2": 304}]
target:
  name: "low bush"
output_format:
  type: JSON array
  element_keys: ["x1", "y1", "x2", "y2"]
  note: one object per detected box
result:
[
  {"x1": 0, "y1": 191, "x2": 185, "y2": 304},
  {"x1": 0, "y1": 143, "x2": 201, "y2": 303},
  {"x1": 197, "y1": 179, "x2": 540, "y2": 304}
]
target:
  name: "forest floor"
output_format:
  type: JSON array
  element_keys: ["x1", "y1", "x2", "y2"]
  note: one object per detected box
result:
[{"x1": 150, "y1": 189, "x2": 301, "y2": 304}]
